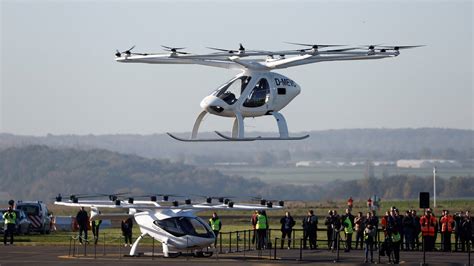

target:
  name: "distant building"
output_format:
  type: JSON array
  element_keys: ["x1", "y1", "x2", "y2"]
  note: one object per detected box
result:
[
  {"x1": 396, "y1": 159, "x2": 462, "y2": 168},
  {"x1": 295, "y1": 160, "x2": 395, "y2": 168},
  {"x1": 214, "y1": 162, "x2": 249, "y2": 166}
]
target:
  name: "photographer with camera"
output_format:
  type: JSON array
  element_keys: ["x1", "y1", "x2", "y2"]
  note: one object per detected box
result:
[{"x1": 3, "y1": 206, "x2": 17, "y2": 245}]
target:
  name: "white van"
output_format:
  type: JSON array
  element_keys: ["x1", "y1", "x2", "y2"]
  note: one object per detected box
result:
[{"x1": 16, "y1": 201, "x2": 51, "y2": 234}]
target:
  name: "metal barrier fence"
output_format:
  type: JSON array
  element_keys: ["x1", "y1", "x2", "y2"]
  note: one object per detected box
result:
[{"x1": 62, "y1": 228, "x2": 472, "y2": 264}]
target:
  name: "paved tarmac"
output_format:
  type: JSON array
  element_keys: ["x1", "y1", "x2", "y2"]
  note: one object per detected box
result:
[{"x1": 0, "y1": 245, "x2": 472, "y2": 265}]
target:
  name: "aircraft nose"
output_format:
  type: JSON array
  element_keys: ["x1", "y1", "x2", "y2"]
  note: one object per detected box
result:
[{"x1": 200, "y1": 96, "x2": 227, "y2": 113}]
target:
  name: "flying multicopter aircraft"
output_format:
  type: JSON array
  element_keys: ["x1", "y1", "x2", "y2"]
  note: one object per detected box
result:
[
  {"x1": 115, "y1": 43, "x2": 422, "y2": 141},
  {"x1": 55, "y1": 194, "x2": 282, "y2": 257}
]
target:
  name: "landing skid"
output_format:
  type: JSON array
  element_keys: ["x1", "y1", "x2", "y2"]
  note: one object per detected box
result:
[
  {"x1": 215, "y1": 131, "x2": 309, "y2": 141},
  {"x1": 167, "y1": 133, "x2": 254, "y2": 142},
  {"x1": 168, "y1": 111, "x2": 310, "y2": 142},
  {"x1": 167, "y1": 132, "x2": 309, "y2": 142}
]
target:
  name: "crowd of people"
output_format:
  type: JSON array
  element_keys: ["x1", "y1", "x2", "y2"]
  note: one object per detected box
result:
[
  {"x1": 322, "y1": 205, "x2": 473, "y2": 263},
  {"x1": 245, "y1": 203, "x2": 473, "y2": 264}
]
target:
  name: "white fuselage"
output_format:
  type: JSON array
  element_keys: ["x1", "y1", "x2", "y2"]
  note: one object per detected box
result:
[
  {"x1": 200, "y1": 71, "x2": 301, "y2": 118},
  {"x1": 134, "y1": 210, "x2": 214, "y2": 250}
]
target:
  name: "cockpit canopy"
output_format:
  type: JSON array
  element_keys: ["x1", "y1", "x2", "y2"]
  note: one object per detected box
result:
[
  {"x1": 243, "y1": 78, "x2": 270, "y2": 108},
  {"x1": 153, "y1": 217, "x2": 214, "y2": 238},
  {"x1": 212, "y1": 75, "x2": 271, "y2": 108},
  {"x1": 213, "y1": 76, "x2": 252, "y2": 105}
]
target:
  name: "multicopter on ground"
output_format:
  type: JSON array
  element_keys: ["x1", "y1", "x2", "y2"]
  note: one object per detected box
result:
[
  {"x1": 55, "y1": 194, "x2": 282, "y2": 257},
  {"x1": 115, "y1": 43, "x2": 422, "y2": 141}
]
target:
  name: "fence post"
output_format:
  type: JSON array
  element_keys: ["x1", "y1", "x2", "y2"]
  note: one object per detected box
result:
[
  {"x1": 268, "y1": 229, "x2": 272, "y2": 248},
  {"x1": 243, "y1": 230, "x2": 246, "y2": 251},
  {"x1": 377, "y1": 241, "x2": 381, "y2": 264},
  {"x1": 273, "y1": 237, "x2": 278, "y2": 260},
  {"x1": 219, "y1": 231, "x2": 223, "y2": 253},
  {"x1": 292, "y1": 229, "x2": 296, "y2": 249},
  {"x1": 299, "y1": 238, "x2": 303, "y2": 261},
  {"x1": 72, "y1": 237, "x2": 76, "y2": 257},
  {"x1": 68, "y1": 236, "x2": 72, "y2": 257},
  {"x1": 236, "y1": 231, "x2": 239, "y2": 252},
  {"x1": 422, "y1": 236, "x2": 426, "y2": 266},
  {"x1": 229, "y1": 232, "x2": 232, "y2": 253},
  {"x1": 334, "y1": 230, "x2": 340, "y2": 263},
  {"x1": 467, "y1": 238, "x2": 471, "y2": 266}
]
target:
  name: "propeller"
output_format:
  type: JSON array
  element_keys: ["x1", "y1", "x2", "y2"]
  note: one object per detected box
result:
[
  {"x1": 191, "y1": 194, "x2": 215, "y2": 204},
  {"x1": 250, "y1": 196, "x2": 284, "y2": 207},
  {"x1": 65, "y1": 192, "x2": 130, "y2": 203},
  {"x1": 115, "y1": 45, "x2": 136, "y2": 57},
  {"x1": 285, "y1": 42, "x2": 345, "y2": 50},
  {"x1": 207, "y1": 43, "x2": 246, "y2": 54},
  {"x1": 104, "y1": 192, "x2": 130, "y2": 201},
  {"x1": 378, "y1": 45, "x2": 425, "y2": 51},
  {"x1": 137, "y1": 193, "x2": 183, "y2": 202},
  {"x1": 359, "y1": 44, "x2": 424, "y2": 53},
  {"x1": 161, "y1": 45, "x2": 189, "y2": 54},
  {"x1": 325, "y1": 47, "x2": 359, "y2": 52},
  {"x1": 214, "y1": 196, "x2": 234, "y2": 204},
  {"x1": 60, "y1": 193, "x2": 98, "y2": 203}
]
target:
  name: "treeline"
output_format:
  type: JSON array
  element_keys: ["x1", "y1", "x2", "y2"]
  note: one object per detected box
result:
[
  {"x1": 0, "y1": 146, "x2": 472, "y2": 202},
  {"x1": 323, "y1": 176, "x2": 474, "y2": 200},
  {"x1": 0, "y1": 128, "x2": 472, "y2": 165},
  {"x1": 0, "y1": 146, "x2": 321, "y2": 201}
]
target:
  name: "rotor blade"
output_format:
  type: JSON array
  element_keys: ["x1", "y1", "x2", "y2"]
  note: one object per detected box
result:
[
  {"x1": 379, "y1": 45, "x2": 425, "y2": 50},
  {"x1": 285, "y1": 42, "x2": 344, "y2": 48},
  {"x1": 206, "y1": 47, "x2": 237, "y2": 53},
  {"x1": 322, "y1": 47, "x2": 360, "y2": 52},
  {"x1": 161, "y1": 45, "x2": 186, "y2": 50},
  {"x1": 359, "y1": 44, "x2": 384, "y2": 50}
]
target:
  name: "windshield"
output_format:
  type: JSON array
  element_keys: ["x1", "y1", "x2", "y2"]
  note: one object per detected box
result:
[
  {"x1": 17, "y1": 205, "x2": 39, "y2": 216},
  {"x1": 154, "y1": 217, "x2": 213, "y2": 238},
  {"x1": 212, "y1": 76, "x2": 251, "y2": 104}
]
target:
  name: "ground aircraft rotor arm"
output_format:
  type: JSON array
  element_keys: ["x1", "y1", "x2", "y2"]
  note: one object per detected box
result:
[{"x1": 54, "y1": 200, "x2": 283, "y2": 211}]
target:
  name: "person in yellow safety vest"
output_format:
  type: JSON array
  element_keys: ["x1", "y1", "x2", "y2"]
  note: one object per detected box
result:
[
  {"x1": 208, "y1": 212, "x2": 222, "y2": 247},
  {"x1": 440, "y1": 210, "x2": 455, "y2": 252},
  {"x1": 256, "y1": 210, "x2": 268, "y2": 250},
  {"x1": 3, "y1": 206, "x2": 17, "y2": 245},
  {"x1": 342, "y1": 208, "x2": 354, "y2": 252},
  {"x1": 390, "y1": 230, "x2": 402, "y2": 264},
  {"x1": 91, "y1": 217, "x2": 102, "y2": 245}
]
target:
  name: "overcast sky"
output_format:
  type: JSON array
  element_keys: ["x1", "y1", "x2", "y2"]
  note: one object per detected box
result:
[{"x1": 1, "y1": 0, "x2": 472, "y2": 136}]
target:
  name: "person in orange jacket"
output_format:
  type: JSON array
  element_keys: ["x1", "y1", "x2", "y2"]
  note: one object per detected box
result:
[
  {"x1": 440, "y1": 210, "x2": 455, "y2": 251},
  {"x1": 420, "y1": 209, "x2": 437, "y2": 251}
]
